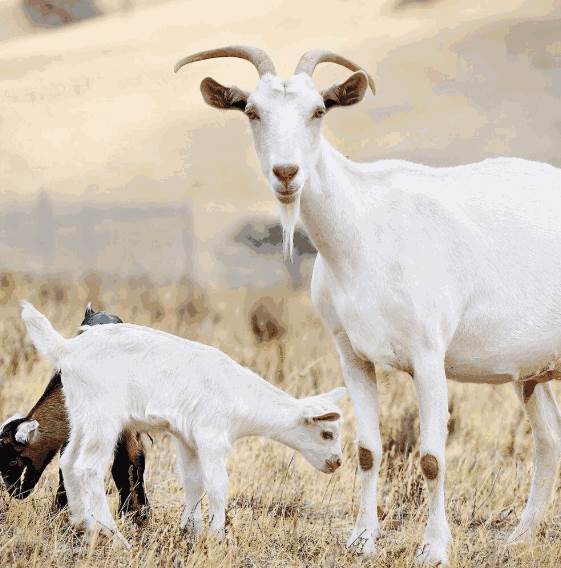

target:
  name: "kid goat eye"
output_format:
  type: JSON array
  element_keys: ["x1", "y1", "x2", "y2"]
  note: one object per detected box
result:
[
  {"x1": 312, "y1": 107, "x2": 325, "y2": 119},
  {"x1": 245, "y1": 108, "x2": 259, "y2": 120},
  {"x1": 321, "y1": 431, "x2": 333, "y2": 440}
]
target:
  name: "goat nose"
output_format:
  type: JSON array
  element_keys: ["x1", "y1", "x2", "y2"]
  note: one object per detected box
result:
[
  {"x1": 272, "y1": 164, "x2": 299, "y2": 185},
  {"x1": 326, "y1": 456, "x2": 342, "y2": 472}
]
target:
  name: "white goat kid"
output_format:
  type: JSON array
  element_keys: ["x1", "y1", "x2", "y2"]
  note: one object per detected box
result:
[
  {"x1": 175, "y1": 46, "x2": 561, "y2": 565},
  {"x1": 21, "y1": 302, "x2": 345, "y2": 545}
]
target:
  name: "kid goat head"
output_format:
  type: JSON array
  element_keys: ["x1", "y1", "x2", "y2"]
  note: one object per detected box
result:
[
  {"x1": 292, "y1": 388, "x2": 345, "y2": 473},
  {"x1": 174, "y1": 46, "x2": 375, "y2": 258}
]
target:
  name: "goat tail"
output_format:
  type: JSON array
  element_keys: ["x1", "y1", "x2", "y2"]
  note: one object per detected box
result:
[{"x1": 20, "y1": 301, "x2": 68, "y2": 366}]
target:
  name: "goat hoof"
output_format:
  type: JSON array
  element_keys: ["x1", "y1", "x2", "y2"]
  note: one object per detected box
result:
[
  {"x1": 506, "y1": 523, "x2": 535, "y2": 545},
  {"x1": 208, "y1": 527, "x2": 226, "y2": 543},
  {"x1": 346, "y1": 528, "x2": 378, "y2": 555},
  {"x1": 69, "y1": 516, "x2": 87, "y2": 531},
  {"x1": 415, "y1": 542, "x2": 449, "y2": 566},
  {"x1": 111, "y1": 531, "x2": 131, "y2": 549}
]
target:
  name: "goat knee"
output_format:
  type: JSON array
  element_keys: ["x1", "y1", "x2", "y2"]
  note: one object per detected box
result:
[
  {"x1": 420, "y1": 453, "x2": 439, "y2": 480},
  {"x1": 358, "y1": 446, "x2": 374, "y2": 471},
  {"x1": 356, "y1": 437, "x2": 381, "y2": 472}
]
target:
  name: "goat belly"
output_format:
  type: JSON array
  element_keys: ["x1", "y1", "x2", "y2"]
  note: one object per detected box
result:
[{"x1": 444, "y1": 350, "x2": 561, "y2": 384}]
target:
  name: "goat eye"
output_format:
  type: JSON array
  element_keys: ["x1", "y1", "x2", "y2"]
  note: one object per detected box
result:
[
  {"x1": 321, "y1": 431, "x2": 333, "y2": 440},
  {"x1": 245, "y1": 108, "x2": 260, "y2": 121},
  {"x1": 312, "y1": 107, "x2": 326, "y2": 119}
]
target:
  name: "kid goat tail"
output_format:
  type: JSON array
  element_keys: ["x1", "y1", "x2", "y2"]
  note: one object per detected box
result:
[{"x1": 20, "y1": 301, "x2": 68, "y2": 366}]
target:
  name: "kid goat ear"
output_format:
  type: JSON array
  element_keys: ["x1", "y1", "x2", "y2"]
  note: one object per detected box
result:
[
  {"x1": 303, "y1": 410, "x2": 341, "y2": 424},
  {"x1": 313, "y1": 412, "x2": 340, "y2": 422}
]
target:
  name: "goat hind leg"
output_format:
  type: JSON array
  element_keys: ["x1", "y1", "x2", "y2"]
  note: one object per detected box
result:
[
  {"x1": 74, "y1": 427, "x2": 129, "y2": 547},
  {"x1": 59, "y1": 427, "x2": 87, "y2": 528},
  {"x1": 508, "y1": 382, "x2": 561, "y2": 544}
]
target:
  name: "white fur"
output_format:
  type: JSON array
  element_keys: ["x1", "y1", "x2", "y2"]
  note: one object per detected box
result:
[
  {"x1": 20, "y1": 302, "x2": 345, "y2": 545},
  {"x1": 204, "y1": 69, "x2": 561, "y2": 565}
]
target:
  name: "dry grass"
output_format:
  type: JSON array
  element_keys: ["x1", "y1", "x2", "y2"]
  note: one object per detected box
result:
[{"x1": 0, "y1": 273, "x2": 560, "y2": 567}]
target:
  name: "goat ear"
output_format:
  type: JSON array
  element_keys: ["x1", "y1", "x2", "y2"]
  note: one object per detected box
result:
[
  {"x1": 312, "y1": 412, "x2": 340, "y2": 422},
  {"x1": 200, "y1": 77, "x2": 248, "y2": 111},
  {"x1": 324, "y1": 387, "x2": 346, "y2": 403},
  {"x1": 321, "y1": 71, "x2": 369, "y2": 111},
  {"x1": 15, "y1": 420, "x2": 39, "y2": 445}
]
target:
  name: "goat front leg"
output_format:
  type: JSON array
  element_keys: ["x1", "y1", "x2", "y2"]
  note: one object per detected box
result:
[
  {"x1": 197, "y1": 444, "x2": 229, "y2": 541},
  {"x1": 334, "y1": 331, "x2": 381, "y2": 555},
  {"x1": 413, "y1": 357, "x2": 451, "y2": 566},
  {"x1": 54, "y1": 465, "x2": 68, "y2": 510},
  {"x1": 54, "y1": 440, "x2": 69, "y2": 510},
  {"x1": 59, "y1": 427, "x2": 86, "y2": 528},
  {"x1": 176, "y1": 439, "x2": 204, "y2": 540},
  {"x1": 508, "y1": 381, "x2": 561, "y2": 543},
  {"x1": 111, "y1": 431, "x2": 150, "y2": 525}
]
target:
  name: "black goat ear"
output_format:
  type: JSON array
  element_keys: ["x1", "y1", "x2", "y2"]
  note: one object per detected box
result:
[{"x1": 84, "y1": 302, "x2": 94, "y2": 319}]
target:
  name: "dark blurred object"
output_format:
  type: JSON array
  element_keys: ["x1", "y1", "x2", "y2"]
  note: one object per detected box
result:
[
  {"x1": 22, "y1": 0, "x2": 99, "y2": 27},
  {"x1": 235, "y1": 221, "x2": 315, "y2": 256},
  {"x1": 395, "y1": 0, "x2": 439, "y2": 8},
  {"x1": 250, "y1": 296, "x2": 286, "y2": 343},
  {"x1": 234, "y1": 219, "x2": 316, "y2": 288},
  {"x1": 395, "y1": 0, "x2": 441, "y2": 8},
  {"x1": 0, "y1": 273, "x2": 15, "y2": 305}
]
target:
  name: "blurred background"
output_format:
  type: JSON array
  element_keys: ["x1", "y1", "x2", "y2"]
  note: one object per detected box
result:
[{"x1": 0, "y1": 0, "x2": 559, "y2": 289}]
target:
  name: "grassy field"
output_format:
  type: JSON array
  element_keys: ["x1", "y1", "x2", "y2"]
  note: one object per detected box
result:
[{"x1": 0, "y1": 273, "x2": 560, "y2": 567}]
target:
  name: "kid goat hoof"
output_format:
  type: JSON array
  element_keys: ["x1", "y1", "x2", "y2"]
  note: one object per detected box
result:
[{"x1": 346, "y1": 531, "x2": 377, "y2": 555}]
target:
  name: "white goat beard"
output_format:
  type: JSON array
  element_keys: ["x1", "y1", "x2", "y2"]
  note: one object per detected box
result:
[{"x1": 278, "y1": 197, "x2": 301, "y2": 263}]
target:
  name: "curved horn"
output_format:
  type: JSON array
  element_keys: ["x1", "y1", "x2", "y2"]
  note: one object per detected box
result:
[
  {"x1": 174, "y1": 45, "x2": 276, "y2": 77},
  {"x1": 295, "y1": 49, "x2": 375, "y2": 95}
]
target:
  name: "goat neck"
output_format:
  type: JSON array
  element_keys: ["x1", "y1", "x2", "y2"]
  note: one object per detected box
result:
[
  {"x1": 300, "y1": 138, "x2": 367, "y2": 271},
  {"x1": 227, "y1": 371, "x2": 301, "y2": 441}
]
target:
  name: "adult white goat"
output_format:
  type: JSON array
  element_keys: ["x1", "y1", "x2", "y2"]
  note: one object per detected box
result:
[
  {"x1": 20, "y1": 302, "x2": 345, "y2": 546},
  {"x1": 175, "y1": 46, "x2": 561, "y2": 565}
]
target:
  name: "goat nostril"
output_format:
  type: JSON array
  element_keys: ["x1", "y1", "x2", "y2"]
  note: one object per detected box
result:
[
  {"x1": 326, "y1": 456, "x2": 342, "y2": 471},
  {"x1": 272, "y1": 164, "x2": 299, "y2": 184}
]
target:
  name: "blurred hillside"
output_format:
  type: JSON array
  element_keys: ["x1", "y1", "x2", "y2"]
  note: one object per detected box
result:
[{"x1": 0, "y1": 0, "x2": 559, "y2": 286}]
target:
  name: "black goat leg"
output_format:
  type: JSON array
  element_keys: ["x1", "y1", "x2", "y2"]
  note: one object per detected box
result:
[
  {"x1": 111, "y1": 431, "x2": 150, "y2": 525},
  {"x1": 54, "y1": 445, "x2": 68, "y2": 510}
]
